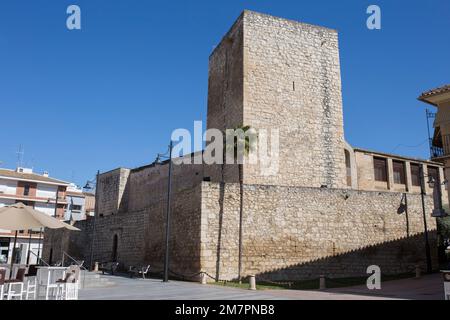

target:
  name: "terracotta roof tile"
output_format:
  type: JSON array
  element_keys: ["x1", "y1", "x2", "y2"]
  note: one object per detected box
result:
[
  {"x1": 0, "y1": 169, "x2": 70, "y2": 185},
  {"x1": 419, "y1": 84, "x2": 450, "y2": 99}
]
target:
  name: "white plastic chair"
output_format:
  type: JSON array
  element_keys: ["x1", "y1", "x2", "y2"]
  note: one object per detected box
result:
[
  {"x1": 24, "y1": 277, "x2": 37, "y2": 300},
  {"x1": 56, "y1": 282, "x2": 78, "y2": 300},
  {"x1": 6, "y1": 268, "x2": 26, "y2": 300},
  {"x1": 37, "y1": 267, "x2": 66, "y2": 300},
  {"x1": 55, "y1": 266, "x2": 80, "y2": 300}
]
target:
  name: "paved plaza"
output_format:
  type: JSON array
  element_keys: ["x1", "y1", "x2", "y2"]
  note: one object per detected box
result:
[{"x1": 78, "y1": 273, "x2": 445, "y2": 300}]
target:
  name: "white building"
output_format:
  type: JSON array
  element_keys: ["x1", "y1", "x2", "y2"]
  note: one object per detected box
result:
[
  {"x1": 65, "y1": 183, "x2": 86, "y2": 222},
  {"x1": 0, "y1": 167, "x2": 70, "y2": 264}
]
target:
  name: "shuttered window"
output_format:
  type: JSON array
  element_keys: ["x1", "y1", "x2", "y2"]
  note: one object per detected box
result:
[
  {"x1": 393, "y1": 161, "x2": 406, "y2": 184},
  {"x1": 428, "y1": 166, "x2": 439, "y2": 186},
  {"x1": 410, "y1": 163, "x2": 421, "y2": 186},
  {"x1": 374, "y1": 157, "x2": 387, "y2": 182}
]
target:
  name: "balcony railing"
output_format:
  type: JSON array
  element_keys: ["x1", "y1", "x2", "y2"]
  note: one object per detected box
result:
[
  {"x1": 431, "y1": 145, "x2": 444, "y2": 158},
  {"x1": 431, "y1": 135, "x2": 450, "y2": 159}
]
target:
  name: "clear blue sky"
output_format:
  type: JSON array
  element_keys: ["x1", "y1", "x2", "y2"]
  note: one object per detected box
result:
[{"x1": 0, "y1": 0, "x2": 449, "y2": 187}]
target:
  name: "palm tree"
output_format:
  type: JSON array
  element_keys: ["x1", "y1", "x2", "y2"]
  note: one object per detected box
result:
[
  {"x1": 226, "y1": 125, "x2": 256, "y2": 283},
  {"x1": 215, "y1": 134, "x2": 227, "y2": 281}
]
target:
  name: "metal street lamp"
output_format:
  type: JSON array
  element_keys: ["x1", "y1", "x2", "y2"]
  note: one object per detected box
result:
[
  {"x1": 419, "y1": 166, "x2": 447, "y2": 274},
  {"x1": 85, "y1": 170, "x2": 100, "y2": 271},
  {"x1": 156, "y1": 141, "x2": 174, "y2": 283},
  {"x1": 35, "y1": 227, "x2": 43, "y2": 265}
]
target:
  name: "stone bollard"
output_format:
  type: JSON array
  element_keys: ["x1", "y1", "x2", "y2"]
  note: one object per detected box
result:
[
  {"x1": 249, "y1": 275, "x2": 256, "y2": 290},
  {"x1": 415, "y1": 265, "x2": 421, "y2": 278},
  {"x1": 94, "y1": 262, "x2": 99, "y2": 272},
  {"x1": 319, "y1": 275, "x2": 326, "y2": 290},
  {"x1": 200, "y1": 272, "x2": 207, "y2": 285}
]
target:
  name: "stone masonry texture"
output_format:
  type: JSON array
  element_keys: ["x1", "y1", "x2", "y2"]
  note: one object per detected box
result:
[
  {"x1": 206, "y1": 11, "x2": 347, "y2": 188},
  {"x1": 200, "y1": 182, "x2": 437, "y2": 280},
  {"x1": 44, "y1": 11, "x2": 440, "y2": 282}
]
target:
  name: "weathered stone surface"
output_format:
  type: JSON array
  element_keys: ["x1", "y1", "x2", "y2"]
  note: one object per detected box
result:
[
  {"x1": 206, "y1": 11, "x2": 346, "y2": 188},
  {"x1": 43, "y1": 11, "x2": 441, "y2": 283},
  {"x1": 200, "y1": 182, "x2": 437, "y2": 280}
]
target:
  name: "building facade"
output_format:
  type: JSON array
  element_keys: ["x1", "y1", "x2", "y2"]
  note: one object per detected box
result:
[
  {"x1": 65, "y1": 183, "x2": 87, "y2": 222},
  {"x1": 0, "y1": 167, "x2": 69, "y2": 264},
  {"x1": 419, "y1": 85, "x2": 450, "y2": 201},
  {"x1": 44, "y1": 11, "x2": 446, "y2": 281}
]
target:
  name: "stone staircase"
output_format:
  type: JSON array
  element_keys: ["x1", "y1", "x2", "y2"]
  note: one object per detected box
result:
[{"x1": 79, "y1": 271, "x2": 116, "y2": 289}]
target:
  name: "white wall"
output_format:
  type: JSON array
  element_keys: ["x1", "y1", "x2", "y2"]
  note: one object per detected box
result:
[
  {"x1": 65, "y1": 195, "x2": 86, "y2": 221},
  {"x1": 6, "y1": 238, "x2": 42, "y2": 265},
  {"x1": 34, "y1": 202, "x2": 55, "y2": 216},
  {"x1": 0, "y1": 179, "x2": 17, "y2": 195},
  {"x1": 36, "y1": 183, "x2": 57, "y2": 199}
]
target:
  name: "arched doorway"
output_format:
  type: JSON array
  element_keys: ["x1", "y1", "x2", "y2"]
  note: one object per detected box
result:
[{"x1": 112, "y1": 235, "x2": 118, "y2": 262}]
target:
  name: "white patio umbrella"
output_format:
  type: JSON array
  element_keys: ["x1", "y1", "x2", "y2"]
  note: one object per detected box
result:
[{"x1": 0, "y1": 202, "x2": 80, "y2": 277}]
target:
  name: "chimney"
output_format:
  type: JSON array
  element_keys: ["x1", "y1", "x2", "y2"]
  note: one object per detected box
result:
[{"x1": 16, "y1": 167, "x2": 33, "y2": 174}]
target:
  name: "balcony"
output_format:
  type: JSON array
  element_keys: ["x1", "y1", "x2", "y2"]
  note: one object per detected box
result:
[
  {"x1": 431, "y1": 145, "x2": 444, "y2": 158},
  {"x1": 431, "y1": 135, "x2": 450, "y2": 159}
]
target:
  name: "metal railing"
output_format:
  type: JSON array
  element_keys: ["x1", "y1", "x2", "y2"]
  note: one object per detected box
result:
[
  {"x1": 431, "y1": 145, "x2": 444, "y2": 158},
  {"x1": 61, "y1": 251, "x2": 87, "y2": 270},
  {"x1": 28, "y1": 250, "x2": 50, "y2": 266},
  {"x1": 431, "y1": 135, "x2": 450, "y2": 158},
  {"x1": 62, "y1": 251, "x2": 89, "y2": 288}
]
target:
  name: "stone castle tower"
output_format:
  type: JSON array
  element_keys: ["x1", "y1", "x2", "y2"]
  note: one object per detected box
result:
[
  {"x1": 43, "y1": 10, "x2": 440, "y2": 282},
  {"x1": 207, "y1": 10, "x2": 347, "y2": 188}
]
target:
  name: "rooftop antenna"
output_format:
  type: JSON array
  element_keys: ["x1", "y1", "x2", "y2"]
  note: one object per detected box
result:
[{"x1": 16, "y1": 144, "x2": 24, "y2": 168}]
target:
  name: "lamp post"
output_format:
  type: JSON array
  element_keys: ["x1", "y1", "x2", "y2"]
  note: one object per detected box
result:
[
  {"x1": 156, "y1": 141, "x2": 174, "y2": 283},
  {"x1": 419, "y1": 165, "x2": 433, "y2": 274},
  {"x1": 418, "y1": 166, "x2": 447, "y2": 273},
  {"x1": 26, "y1": 229, "x2": 32, "y2": 265},
  {"x1": 85, "y1": 170, "x2": 100, "y2": 271},
  {"x1": 36, "y1": 227, "x2": 43, "y2": 265}
]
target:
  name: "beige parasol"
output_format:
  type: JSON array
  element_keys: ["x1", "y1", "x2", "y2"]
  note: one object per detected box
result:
[
  {"x1": 0, "y1": 202, "x2": 80, "y2": 231},
  {"x1": 0, "y1": 202, "x2": 79, "y2": 277}
]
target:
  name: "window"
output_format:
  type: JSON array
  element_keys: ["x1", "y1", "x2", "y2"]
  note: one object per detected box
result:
[
  {"x1": 373, "y1": 157, "x2": 387, "y2": 182},
  {"x1": 345, "y1": 150, "x2": 352, "y2": 187},
  {"x1": 23, "y1": 185, "x2": 30, "y2": 196},
  {"x1": 411, "y1": 164, "x2": 421, "y2": 186},
  {"x1": 428, "y1": 166, "x2": 439, "y2": 187},
  {"x1": 71, "y1": 205, "x2": 82, "y2": 212},
  {"x1": 393, "y1": 161, "x2": 406, "y2": 184}
]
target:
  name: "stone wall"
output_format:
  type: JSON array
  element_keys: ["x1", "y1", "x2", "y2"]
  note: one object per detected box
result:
[
  {"x1": 354, "y1": 149, "x2": 448, "y2": 205},
  {"x1": 42, "y1": 11, "x2": 442, "y2": 283},
  {"x1": 96, "y1": 168, "x2": 130, "y2": 216},
  {"x1": 206, "y1": 10, "x2": 347, "y2": 188},
  {"x1": 200, "y1": 181, "x2": 438, "y2": 280},
  {"x1": 205, "y1": 13, "x2": 244, "y2": 184},
  {"x1": 44, "y1": 178, "x2": 439, "y2": 282},
  {"x1": 43, "y1": 162, "x2": 204, "y2": 277}
]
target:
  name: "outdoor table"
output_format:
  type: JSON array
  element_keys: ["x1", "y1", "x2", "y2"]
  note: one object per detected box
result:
[{"x1": 36, "y1": 266, "x2": 67, "y2": 300}]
